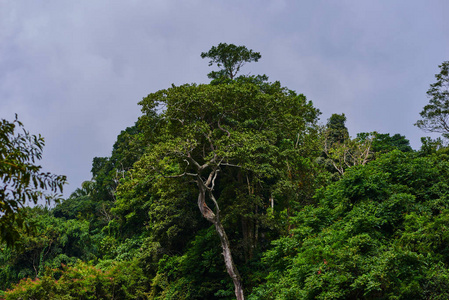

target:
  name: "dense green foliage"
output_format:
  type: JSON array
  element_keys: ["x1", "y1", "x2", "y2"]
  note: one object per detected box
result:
[
  {"x1": 0, "y1": 116, "x2": 66, "y2": 246},
  {"x1": 3, "y1": 260, "x2": 147, "y2": 299},
  {"x1": 201, "y1": 43, "x2": 261, "y2": 80},
  {"x1": 251, "y1": 149, "x2": 449, "y2": 299},
  {"x1": 1, "y1": 48, "x2": 448, "y2": 299}
]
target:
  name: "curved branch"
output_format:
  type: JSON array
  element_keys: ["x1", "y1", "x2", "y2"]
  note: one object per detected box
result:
[
  {"x1": 218, "y1": 119, "x2": 231, "y2": 138},
  {"x1": 196, "y1": 176, "x2": 216, "y2": 222}
]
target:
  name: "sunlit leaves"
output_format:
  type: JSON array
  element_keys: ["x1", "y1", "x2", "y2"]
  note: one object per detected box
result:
[
  {"x1": 3, "y1": 260, "x2": 147, "y2": 300},
  {"x1": 139, "y1": 81, "x2": 319, "y2": 180}
]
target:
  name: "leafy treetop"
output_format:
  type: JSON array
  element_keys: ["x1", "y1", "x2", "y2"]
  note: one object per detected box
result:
[
  {"x1": 201, "y1": 43, "x2": 261, "y2": 80},
  {"x1": 137, "y1": 80, "x2": 319, "y2": 299},
  {"x1": 0, "y1": 115, "x2": 66, "y2": 246},
  {"x1": 325, "y1": 113, "x2": 349, "y2": 145},
  {"x1": 415, "y1": 61, "x2": 449, "y2": 138}
]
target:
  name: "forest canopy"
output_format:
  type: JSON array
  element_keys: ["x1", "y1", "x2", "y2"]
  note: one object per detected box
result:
[{"x1": 0, "y1": 45, "x2": 448, "y2": 300}]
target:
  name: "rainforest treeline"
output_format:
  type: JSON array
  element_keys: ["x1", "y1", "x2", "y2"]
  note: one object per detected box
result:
[{"x1": 1, "y1": 44, "x2": 449, "y2": 299}]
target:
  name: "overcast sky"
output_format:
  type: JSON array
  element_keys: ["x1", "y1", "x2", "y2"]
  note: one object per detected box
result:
[{"x1": 1, "y1": 0, "x2": 448, "y2": 198}]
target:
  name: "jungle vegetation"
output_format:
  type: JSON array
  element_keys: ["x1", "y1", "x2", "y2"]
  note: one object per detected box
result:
[{"x1": 1, "y1": 44, "x2": 448, "y2": 299}]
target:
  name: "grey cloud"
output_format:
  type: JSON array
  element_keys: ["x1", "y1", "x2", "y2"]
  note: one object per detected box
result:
[{"x1": 1, "y1": 0, "x2": 448, "y2": 198}]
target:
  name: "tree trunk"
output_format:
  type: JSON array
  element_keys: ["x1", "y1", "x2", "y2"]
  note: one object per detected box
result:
[
  {"x1": 242, "y1": 216, "x2": 255, "y2": 262},
  {"x1": 197, "y1": 180, "x2": 245, "y2": 300},
  {"x1": 215, "y1": 221, "x2": 245, "y2": 300}
]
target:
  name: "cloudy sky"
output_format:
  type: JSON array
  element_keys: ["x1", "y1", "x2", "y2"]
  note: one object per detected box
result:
[{"x1": 1, "y1": 0, "x2": 448, "y2": 197}]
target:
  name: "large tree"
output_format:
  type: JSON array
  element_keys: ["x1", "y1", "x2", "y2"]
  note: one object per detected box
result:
[
  {"x1": 415, "y1": 61, "x2": 449, "y2": 138},
  {"x1": 0, "y1": 116, "x2": 66, "y2": 246},
  {"x1": 136, "y1": 80, "x2": 319, "y2": 299}
]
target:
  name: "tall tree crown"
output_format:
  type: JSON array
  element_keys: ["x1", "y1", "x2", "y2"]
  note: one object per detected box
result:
[
  {"x1": 201, "y1": 43, "x2": 261, "y2": 80},
  {"x1": 415, "y1": 61, "x2": 449, "y2": 138},
  {"x1": 326, "y1": 113, "x2": 349, "y2": 145}
]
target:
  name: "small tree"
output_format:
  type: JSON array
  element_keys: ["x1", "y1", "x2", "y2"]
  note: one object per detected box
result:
[
  {"x1": 324, "y1": 133, "x2": 375, "y2": 175},
  {"x1": 415, "y1": 61, "x2": 449, "y2": 138},
  {"x1": 323, "y1": 115, "x2": 375, "y2": 175},
  {"x1": 0, "y1": 115, "x2": 66, "y2": 246},
  {"x1": 201, "y1": 43, "x2": 261, "y2": 80},
  {"x1": 325, "y1": 113, "x2": 349, "y2": 146}
]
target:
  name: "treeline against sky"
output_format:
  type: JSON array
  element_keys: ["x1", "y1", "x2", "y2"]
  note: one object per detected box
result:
[{"x1": 1, "y1": 45, "x2": 448, "y2": 299}]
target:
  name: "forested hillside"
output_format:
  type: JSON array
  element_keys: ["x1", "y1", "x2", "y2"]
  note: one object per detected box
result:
[{"x1": 1, "y1": 45, "x2": 448, "y2": 299}]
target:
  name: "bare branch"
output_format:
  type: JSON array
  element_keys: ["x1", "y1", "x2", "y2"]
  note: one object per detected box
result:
[
  {"x1": 164, "y1": 172, "x2": 198, "y2": 178},
  {"x1": 209, "y1": 191, "x2": 221, "y2": 218},
  {"x1": 210, "y1": 169, "x2": 220, "y2": 191},
  {"x1": 204, "y1": 132, "x2": 216, "y2": 152},
  {"x1": 221, "y1": 162, "x2": 242, "y2": 168},
  {"x1": 187, "y1": 153, "x2": 203, "y2": 170},
  {"x1": 218, "y1": 119, "x2": 231, "y2": 137},
  {"x1": 204, "y1": 168, "x2": 217, "y2": 187}
]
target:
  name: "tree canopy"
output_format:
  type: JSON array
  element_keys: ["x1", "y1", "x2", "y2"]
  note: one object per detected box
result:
[
  {"x1": 201, "y1": 43, "x2": 261, "y2": 80},
  {"x1": 251, "y1": 149, "x2": 449, "y2": 299},
  {"x1": 415, "y1": 61, "x2": 449, "y2": 138},
  {"x1": 135, "y1": 79, "x2": 319, "y2": 299},
  {"x1": 7, "y1": 46, "x2": 449, "y2": 300},
  {"x1": 0, "y1": 116, "x2": 66, "y2": 246}
]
